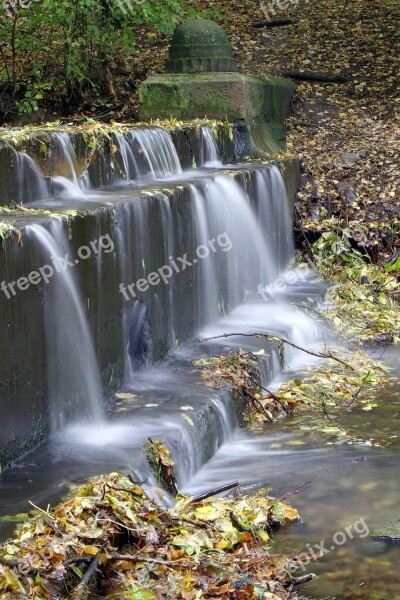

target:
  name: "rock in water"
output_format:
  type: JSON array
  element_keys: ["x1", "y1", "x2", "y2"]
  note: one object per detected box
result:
[
  {"x1": 127, "y1": 300, "x2": 151, "y2": 371},
  {"x1": 371, "y1": 519, "x2": 400, "y2": 542}
]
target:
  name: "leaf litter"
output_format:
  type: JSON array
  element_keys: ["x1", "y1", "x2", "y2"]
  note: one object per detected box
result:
[{"x1": 0, "y1": 472, "x2": 305, "y2": 599}]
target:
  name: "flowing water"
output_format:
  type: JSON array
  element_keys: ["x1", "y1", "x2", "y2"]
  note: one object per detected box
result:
[
  {"x1": 27, "y1": 221, "x2": 103, "y2": 430},
  {"x1": 1, "y1": 127, "x2": 399, "y2": 600},
  {"x1": 199, "y1": 126, "x2": 222, "y2": 167}
]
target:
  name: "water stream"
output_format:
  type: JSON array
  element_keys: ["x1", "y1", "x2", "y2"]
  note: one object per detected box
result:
[{"x1": 0, "y1": 127, "x2": 399, "y2": 600}]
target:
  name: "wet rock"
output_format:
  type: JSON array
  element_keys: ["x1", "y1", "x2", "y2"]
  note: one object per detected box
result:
[
  {"x1": 341, "y1": 152, "x2": 361, "y2": 166},
  {"x1": 338, "y1": 181, "x2": 357, "y2": 202},
  {"x1": 371, "y1": 519, "x2": 400, "y2": 542}
]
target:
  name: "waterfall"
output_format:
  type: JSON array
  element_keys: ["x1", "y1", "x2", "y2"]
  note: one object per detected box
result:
[
  {"x1": 27, "y1": 220, "x2": 103, "y2": 430},
  {"x1": 0, "y1": 134, "x2": 331, "y2": 520},
  {"x1": 50, "y1": 132, "x2": 89, "y2": 198},
  {"x1": 130, "y1": 128, "x2": 182, "y2": 179},
  {"x1": 16, "y1": 152, "x2": 50, "y2": 204},
  {"x1": 199, "y1": 126, "x2": 222, "y2": 167}
]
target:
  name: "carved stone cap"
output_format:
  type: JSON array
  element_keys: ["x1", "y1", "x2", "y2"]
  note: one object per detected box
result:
[{"x1": 165, "y1": 19, "x2": 238, "y2": 74}]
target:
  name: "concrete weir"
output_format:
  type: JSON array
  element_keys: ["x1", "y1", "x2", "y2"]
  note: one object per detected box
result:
[{"x1": 0, "y1": 146, "x2": 298, "y2": 469}]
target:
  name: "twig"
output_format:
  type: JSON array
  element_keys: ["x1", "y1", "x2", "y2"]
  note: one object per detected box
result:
[
  {"x1": 108, "y1": 555, "x2": 191, "y2": 567},
  {"x1": 243, "y1": 389, "x2": 275, "y2": 422},
  {"x1": 81, "y1": 550, "x2": 101, "y2": 585},
  {"x1": 0, "y1": 556, "x2": 18, "y2": 568},
  {"x1": 127, "y1": 474, "x2": 147, "y2": 485},
  {"x1": 64, "y1": 557, "x2": 92, "y2": 567},
  {"x1": 229, "y1": 511, "x2": 252, "y2": 533},
  {"x1": 71, "y1": 549, "x2": 102, "y2": 599},
  {"x1": 278, "y1": 482, "x2": 311, "y2": 502},
  {"x1": 249, "y1": 376, "x2": 290, "y2": 414},
  {"x1": 28, "y1": 501, "x2": 55, "y2": 520},
  {"x1": 0, "y1": 556, "x2": 46, "y2": 575},
  {"x1": 345, "y1": 385, "x2": 362, "y2": 407},
  {"x1": 190, "y1": 481, "x2": 239, "y2": 504},
  {"x1": 170, "y1": 516, "x2": 209, "y2": 530},
  {"x1": 197, "y1": 332, "x2": 355, "y2": 371}
]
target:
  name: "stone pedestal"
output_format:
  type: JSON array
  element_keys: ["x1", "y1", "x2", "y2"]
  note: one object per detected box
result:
[{"x1": 138, "y1": 19, "x2": 294, "y2": 153}]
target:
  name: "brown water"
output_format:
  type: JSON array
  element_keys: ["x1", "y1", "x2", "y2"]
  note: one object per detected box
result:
[{"x1": 183, "y1": 346, "x2": 400, "y2": 599}]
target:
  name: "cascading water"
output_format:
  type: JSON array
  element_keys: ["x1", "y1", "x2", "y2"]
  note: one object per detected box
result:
[
  {"x1": 49, "y1": 132, "x2": 92, "y2": 199},
  {"x1": 130, "y1": 127, "x2": 182, "y2": 179},
  {"x1": 199, "y1": 125, "x2": 222, "y2": 167},
  {"x1": 27, "y1": 220, "x2": 103, "y2": 430},
  {"x1": 16, "y1": 152, "x2": 50, "y2": 204},
  {"x1": 0, "y1": 128, "x2": 328, "y2": 541}
]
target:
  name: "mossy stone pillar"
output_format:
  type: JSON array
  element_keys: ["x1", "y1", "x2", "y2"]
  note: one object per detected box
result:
[{"x1": 139, "y1": 19, "x2": 294, "y2": 152}]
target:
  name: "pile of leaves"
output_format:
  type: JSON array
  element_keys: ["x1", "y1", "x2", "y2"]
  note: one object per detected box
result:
[
  {"x1": 278, "y1": 348, "x2": 391, "y2": 415},
  {"x1": 195, "y1": 349, "x2": 296, "y2": 427},
  {"x1": 0, "y1": 473, "x2": 305, "y2": 600},
  {"x1": 301, "y1": 219, "x2": 400, "y2": 343},
  {"x1": 194, "y1": 339, "x2": 392, "y2": 441}
]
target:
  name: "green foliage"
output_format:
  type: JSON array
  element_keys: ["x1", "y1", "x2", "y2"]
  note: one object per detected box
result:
[{"x1": 0, "y1": 0, "x2": 219, "y2": 114}]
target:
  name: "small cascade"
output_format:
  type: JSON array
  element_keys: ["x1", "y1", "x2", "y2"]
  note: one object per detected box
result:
[
  {"x1": 254, "y1": 166, "x2": 294, "y2": 271},
  {"x1": 130, "y1": 127, "x2": 182, "y2": 179},
  {"x1": 15, "y1": 152, "x2": 50, "y2": 204},
  {"x1": 50, "y1": 132, "x2": 88, "y2": 198},
  {"x1": 27, "y1": 220, "x2": 103, "y2": 430},
  {"x1": 114, "y1": 132, "x2": 139, "y2": 183},
  {"x1": 199, "y1": 126, "x2": 222, "y2": 167},
  {"x1": 191, "y1": 173, "x2": 278, "y2": 312}
]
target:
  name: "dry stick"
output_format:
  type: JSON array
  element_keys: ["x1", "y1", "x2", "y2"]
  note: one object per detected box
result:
[
  {"x1": 278, "y1": 481, "x2": 311, "y2": 502},
  {"x1": 80, "y1": 550, "x2": 101, "y2": 586},
  {"x1": 229, "y1": 358, "x2": 290, "y2": 415},
  {"x1": 249, "y1": 375, "x2": 290, "y2": 415},
  {"x1": 170, "y1": 515, "x2": 209, "y2": 530},
  {"x1": 64, "y1": 557, "x2": 92, "y2": 567},
  {"x1": 243, "y1": 389, "x2": 275, "y2": 422},
  {"x1": 72, "y1": 550, "x2": 102, "y2": 599},
  {"x1": 229, "y1": 511, "x2": 252, "y2": 533},
  {"x1": 190, "y1": 481, "x2": 239, "y2": 504},
  {"x1": 0, "y1": 557, "x2": 18, "y2": 568},
  {"x1": 108, "y1": 555, "x2": 191, "y2": 568},
  {"x1": 197, "y1": 332, "x2": 355, "y2": 371},
  {"x1": 0, "y1": 556, "x2": 47, "y2": 575}
]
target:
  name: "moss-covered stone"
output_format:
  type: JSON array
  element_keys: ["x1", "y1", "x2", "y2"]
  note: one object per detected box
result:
[
  {"x1": 139, "y1": 73, "x2": 294, "y2": 152},
  {"x1": 166, "y1": 19, "x2": 237, "y2": 74}
]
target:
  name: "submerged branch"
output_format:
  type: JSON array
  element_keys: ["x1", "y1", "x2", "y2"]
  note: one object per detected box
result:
[{"x1": 278, "y1": 481, "x2": 312, "y2": 502}]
